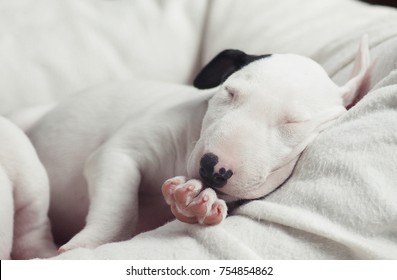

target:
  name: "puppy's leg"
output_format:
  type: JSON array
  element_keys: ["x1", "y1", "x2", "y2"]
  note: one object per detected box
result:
[
  {"x1": 0, "y1": 169, "x2": 13, "y2": 260},
  {"x1": 59, "y1": 150, "x2": 141, "y2": 252},
  {"x1": 11, "y1": 163, "x2": 57, "y2": 259},
  {"x1": 162, "y1": 177, "x2": 227, "y2": 225}
]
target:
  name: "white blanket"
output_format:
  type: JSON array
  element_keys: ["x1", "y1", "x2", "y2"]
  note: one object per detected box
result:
[{"x1": 1, "y1": 0, "x2": 397, "y2": 259}]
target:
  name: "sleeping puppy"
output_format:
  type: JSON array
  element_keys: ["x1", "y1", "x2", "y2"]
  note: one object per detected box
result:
[
  {"x1": 0, "y1": 117, "x2": 57, "y2": 259},
  {"x1": 25, "y1": 36, "x2": 371, "y2": 253}
]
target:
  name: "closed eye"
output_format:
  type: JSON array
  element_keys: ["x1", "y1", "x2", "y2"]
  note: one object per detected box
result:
[
  {"x1": 225, "y1": 85, "x2": 238, "y2": 101},
  {"x1": 283, "y1": 112, "x2": 312, "y2": 125}
]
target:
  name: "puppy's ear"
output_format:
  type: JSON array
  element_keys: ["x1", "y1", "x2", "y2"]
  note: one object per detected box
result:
[
  {"x1": 340, "y1": 35, "x2": 372, "y2": 109},
  {"x1": 194, "y1": 49, "x2": 270, "y2": 89}
]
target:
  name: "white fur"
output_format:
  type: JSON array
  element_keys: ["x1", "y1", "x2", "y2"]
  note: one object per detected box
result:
[
  {"x1": 25, "y1": 37, "x2": 370, "y2": 252},
  {"x1": 0, "y1": 117, "x2": 56, "y2": 259}
]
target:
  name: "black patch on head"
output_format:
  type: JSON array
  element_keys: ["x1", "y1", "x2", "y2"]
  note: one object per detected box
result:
[{"x1": 193, "y1": 49, "x2": 271, "y2": 89}]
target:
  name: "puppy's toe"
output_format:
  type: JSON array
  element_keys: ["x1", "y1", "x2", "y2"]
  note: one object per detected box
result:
[
  {"x1": 186, "y1": 188, "x2": 217, "y2": 217},
  {"x1": 173, "y1": 179, "x2": 203, "y2": 206},
  {"x1": 58, "y1": 239, "x2": 96, "y2": 254},
  {"x1": 201, "y1": 200, "x2": 227, "y2": 225},
  {"x1": 58, "y1": 243, "x2": 75, "y2": 254},
  {"x1": 161, "y1": 176, "x2": 187, "y2": 204},
  {"x1": 57, "y1": 227, "x2": 104, "y2": 253},
  {"x1": 58, "y1": 238, "x2": 90, "y2": 253}
]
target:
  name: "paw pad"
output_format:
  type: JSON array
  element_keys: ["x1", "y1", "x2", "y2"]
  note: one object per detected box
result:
[{"x1": 162, "y1": 176, "x2": 227, "y2": 225}]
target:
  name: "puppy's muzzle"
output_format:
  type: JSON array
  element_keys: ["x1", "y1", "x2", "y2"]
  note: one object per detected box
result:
[{"x1": 199, "y1": 153, "x2": 233, "y2": 188}]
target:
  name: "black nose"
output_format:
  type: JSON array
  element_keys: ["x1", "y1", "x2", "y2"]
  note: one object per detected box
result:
[{"x1": 199, "y1": 153, "x2": 233, "y2": 188}]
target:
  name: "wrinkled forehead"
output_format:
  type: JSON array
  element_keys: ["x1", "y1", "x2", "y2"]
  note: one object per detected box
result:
[
  {"x1": 223, "y1": 54, "x2": 334, "y2": 101},
  {"x1": 221, "y1": 54, "x2": 342, "y2": 123}
]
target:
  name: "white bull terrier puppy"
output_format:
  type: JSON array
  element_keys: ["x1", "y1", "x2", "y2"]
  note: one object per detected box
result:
[
  {"x1": 0, "y1": 117, "x2": 57, "y2": 259},
  {"x1": 26, "y1": 37, "x2": 371, "y2": 252}
]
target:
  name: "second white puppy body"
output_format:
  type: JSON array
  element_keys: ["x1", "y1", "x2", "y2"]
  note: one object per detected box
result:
[{"x1": 0, "y1": 117, "x2": 56, "y2": 259}]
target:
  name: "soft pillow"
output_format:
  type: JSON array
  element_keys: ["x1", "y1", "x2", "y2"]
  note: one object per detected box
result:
[
  {"x1": 201, "y1": 0, "x2": 397, "y2": 76},
  {"x1": 0, "y1": 0, "x2": 208, "y2": 114}
]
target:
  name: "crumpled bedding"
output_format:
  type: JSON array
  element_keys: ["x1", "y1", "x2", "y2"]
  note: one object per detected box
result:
[{"x1": 1, "y1": 0, "x2": 397, "y2": 259}]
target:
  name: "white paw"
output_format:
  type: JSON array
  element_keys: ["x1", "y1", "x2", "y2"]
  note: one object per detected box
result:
[{"x1": 162, "y1": 176, "x2": 227, "y2": 225}]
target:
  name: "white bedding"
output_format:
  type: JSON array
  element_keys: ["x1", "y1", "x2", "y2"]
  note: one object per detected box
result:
[{"x1": 1, "y1": 0, "x2": 397, "y2": 259}]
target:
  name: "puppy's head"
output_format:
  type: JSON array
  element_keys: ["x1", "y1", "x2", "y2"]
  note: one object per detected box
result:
[{"x1": 188, "y1": 36, "x2": 371, "y2": 202}]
